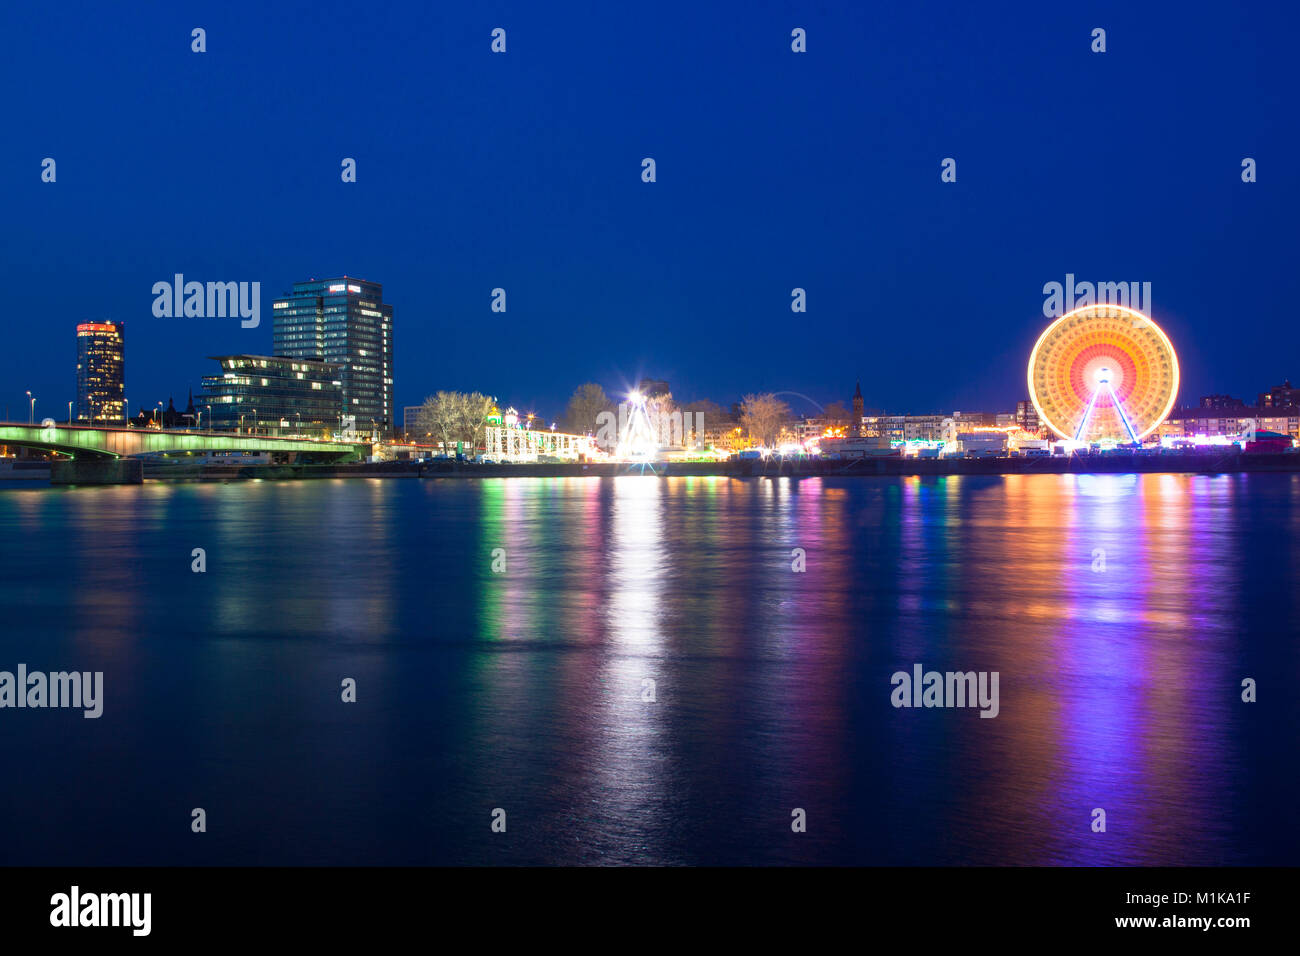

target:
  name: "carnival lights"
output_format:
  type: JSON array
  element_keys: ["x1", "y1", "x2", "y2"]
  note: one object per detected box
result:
[
  {"x1": 614, "y1": 390, "x2": 660, "y2": 461},
  {"x1": 1027, "y1": 304, "x2": 1179, "y2": 444}
]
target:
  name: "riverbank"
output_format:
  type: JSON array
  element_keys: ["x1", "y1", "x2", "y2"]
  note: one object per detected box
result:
[
  {"x1": 5, "y1": 451, "x2": 1297, "y2": 485},
  {"x1": 128, "y1": 451, "x2": 1300, "y2": 481}
]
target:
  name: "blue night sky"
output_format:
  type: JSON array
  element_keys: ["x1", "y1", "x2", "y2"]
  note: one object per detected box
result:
[{"x1": 1, "y1": 1, "x2": 1295, "y2": 423}]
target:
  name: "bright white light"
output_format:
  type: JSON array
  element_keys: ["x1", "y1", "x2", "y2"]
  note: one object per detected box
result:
[{"x1": 615, "y1": 393, "x2": 658, "y2": 461}]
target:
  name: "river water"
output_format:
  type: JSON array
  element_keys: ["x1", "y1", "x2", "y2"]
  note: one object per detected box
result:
[{"x1": 0, "y1": 473, "x2": 1296, "y2": 865}]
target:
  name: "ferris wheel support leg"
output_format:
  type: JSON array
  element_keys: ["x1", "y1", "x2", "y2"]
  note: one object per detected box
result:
[{"x1": 1074, "y1": 387, "x2": 1101, "y2": 442}]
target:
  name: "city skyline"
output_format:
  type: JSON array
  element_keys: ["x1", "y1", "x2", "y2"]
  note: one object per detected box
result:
[
  {"x1": 2, "y1": 3, "x2": 1295, "y2": 424},
  {"x1": 23, "y1": 306, "x2": 1300, "y2": 436},
  {"x1": 8, "y1": 266, "x2": 1299, "y2": 428}
]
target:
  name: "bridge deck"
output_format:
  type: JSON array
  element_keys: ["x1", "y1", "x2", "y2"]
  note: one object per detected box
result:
[{"x1": 0, "y1": 422, "x2": 370, "y2": 461}]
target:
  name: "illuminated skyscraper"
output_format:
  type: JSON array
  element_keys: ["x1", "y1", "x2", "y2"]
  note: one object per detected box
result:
[
  {"x1": 272, "y1": 277, "x2": 394, "y2": 434},
  {"x1": 75, "y1": 321, "x2": 125, "y2": 424},
  {"x1": 201, "y1": 355, "x2": 342, "y2": 435}
]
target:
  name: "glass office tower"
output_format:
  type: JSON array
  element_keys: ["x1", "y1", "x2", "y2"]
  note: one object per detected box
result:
[
  {"x1": 75, "y1": 321, "x2": 126, "y2": 424},
  {"x1": 200, "y1": 355, "x2": 343, "y2": 435},
  {"x1": 272, "y1": 277, "x2": 394, "y2": 434}
]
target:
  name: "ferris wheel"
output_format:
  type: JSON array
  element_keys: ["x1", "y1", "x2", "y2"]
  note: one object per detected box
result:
[{"x1": 1027, "y1": 304, "x2": 1179, "y2": 444}]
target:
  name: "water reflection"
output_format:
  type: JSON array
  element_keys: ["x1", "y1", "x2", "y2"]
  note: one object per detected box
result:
[{"x1": 0, "y1": 473, "x2": 1293, "y2": 865}]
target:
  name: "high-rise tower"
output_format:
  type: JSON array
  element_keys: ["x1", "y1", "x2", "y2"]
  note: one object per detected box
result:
[
  {"x1": 272, "y1": 277, "x2": 394, "y2": 433},
  {"x1": 75, "y1": 321, "x2": 125, "y2": 424}
]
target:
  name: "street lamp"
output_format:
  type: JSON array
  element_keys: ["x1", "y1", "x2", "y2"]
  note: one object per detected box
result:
[
  {"x1": 67, "y1": 401, "x2": 72, "y2": 425},
  {"x1": 26, "y1": 390, "x2": 34, "y2": 425},
  {"x1": 249, "y1": 408, "x2": 257, "y2": 436},
  {"x1": 156, "y1": 401, "x2": 164, "y2": 431},
  {"x1": 206, "y1": 405, "x2": 213, "y2": 433}
]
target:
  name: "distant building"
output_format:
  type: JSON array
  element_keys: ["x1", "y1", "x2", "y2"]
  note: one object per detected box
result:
[
  {"x1": 1258, "y1": 380, "x2": 1300, "y2": 410},
  {"x1": 951, "y1": 411, "x2": 996, "y2": 428},
  {"x1": 201, "y1": 355, "x2": 343, "y2": 436},
  {"x1": 851, "y1": 382, "x2": 864, "y2": 438},
  {"x1": 638, "y1": 378, "x2": 671, "y2": 399},
  {"x1": 797, "y1": 417, "x2": 834, "y2": 441},
  {"x1": 273, "y1": 277, "x2": 394, "y2": 433},
  {"x1": 129, "y1": 394, "x2": 195, "y2": 430},
  {"x1": 864, "y1": 414, "x2": 946, "y2": 441},
  {"x1": 1200, "y1": 393, "x2": 1242, "y2": 409},
  {"x1": 76, "y1": 321, "x2": 125, "y2": 424},
  {"x1": 701, "y1": 419, "x2": 746, "y2": 451},
  {"x1": 1015, "y1": 400, "x2": 1039, "y2": 433},
  {"x1": 404, "y1": 404, "x2": 434, "y2": 441},
  {"x1": 1160, "y1": 405, "x2": 1300, "y2": 441}
]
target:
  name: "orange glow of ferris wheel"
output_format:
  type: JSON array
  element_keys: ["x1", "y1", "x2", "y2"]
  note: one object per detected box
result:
[{"x1": 1027, "y1": 304, "x2": 1179, "y2": 444}]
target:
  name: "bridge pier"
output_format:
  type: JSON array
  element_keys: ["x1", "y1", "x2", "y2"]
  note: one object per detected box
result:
[{"x1": 50, "y1": 459, "x2": 143, "y2": 485}]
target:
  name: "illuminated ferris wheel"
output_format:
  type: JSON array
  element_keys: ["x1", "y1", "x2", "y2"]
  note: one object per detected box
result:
[{"x1": 1027, "y1": 304, "x2": 1179, "y2": 444}]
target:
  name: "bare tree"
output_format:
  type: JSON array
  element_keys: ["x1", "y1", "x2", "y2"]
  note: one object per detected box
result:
[
  {"x1": 645, "y1": 390, "x2": 681, "y2": 444},
  {"x1": 822, "y1": 400, "x2": 851, "y2": 425},
  {"x1": 422, "y1": 391, "x2": 496, "y2": 451},
  {"x1": 457, "y1": 392, "x2": 496, "y2": 450},
  {"x1": 420, "y1": 392, "x2": 457, "y2": 450},
  {"x1": 740, "y1": 393, "x2": 791, "y2": 447},
  {"x1": 564, "y1": 383, "x2": 611, "y2": 435}
]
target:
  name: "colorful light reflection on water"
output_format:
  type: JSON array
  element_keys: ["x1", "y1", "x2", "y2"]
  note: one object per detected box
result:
[{"x1": 0, "y1": 473, "x2": 1295, "y2": 865}]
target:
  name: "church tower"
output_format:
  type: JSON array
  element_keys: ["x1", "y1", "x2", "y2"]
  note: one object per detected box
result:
[{"x1": 851, "y1": 381, "x2": 863, "y2": 438}]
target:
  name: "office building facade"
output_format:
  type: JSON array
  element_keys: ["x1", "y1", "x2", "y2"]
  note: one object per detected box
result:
[
  {"x1": 201, "y1": 355, "x2": 342, "y2": 436},
  {"x1": 272, "y1": 277, "x2": 394, "y2": 433},
  {"x1": 75, "y1": 321, "x2": 126, "y2": 424}
]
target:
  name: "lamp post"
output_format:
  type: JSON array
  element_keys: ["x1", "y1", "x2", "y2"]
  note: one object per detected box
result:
[
  {"x1": 156, "y1": 401, "x2": 163, "y2": 431},
  {"x1": 26, "y1": 391, "x2": 34, "y2": 425},
  {"x1": 249, "y1": 408, "x2": 257, "y2": 437},
  {"x1": 206, "y1": 405, "x2": 213, "y2": 434},
  {"x1": 67, "y1": 401, "x2": 72, "y2": 425}
]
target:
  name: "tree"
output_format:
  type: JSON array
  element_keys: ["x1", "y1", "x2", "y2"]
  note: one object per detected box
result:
[
  {"x1": 739, "y1": 393, "x2": 791, "y2": 447},
  {"x1": 645, "y1": 390, "x2": 680, "y2": 444},
  {"x1": 421, "y1": 391, "x2": 496, "y2": 451},
  {"x1": 457, "y1": 392, "x2": 496, "y2": 450},
  {"x1": 822, "y1": 400, "x2": 851, "y2": 425},
  {"x1": 420, "y1": 392, "x2": 457, "y2": 450},
  {"x1": 564, "y1": 383, "x2": 611, "y2": 435}
]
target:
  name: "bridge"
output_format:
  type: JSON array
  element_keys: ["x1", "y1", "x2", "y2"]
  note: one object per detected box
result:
[{"x1": 0, "y1": 422, "x2": 370, "y2": 463}]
